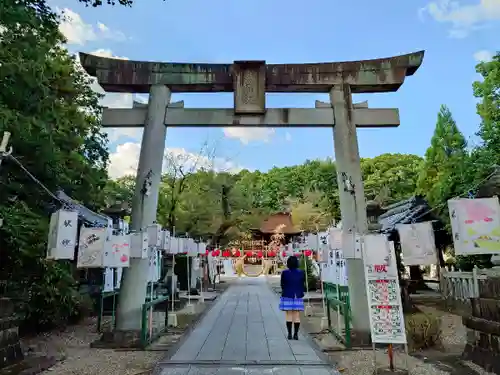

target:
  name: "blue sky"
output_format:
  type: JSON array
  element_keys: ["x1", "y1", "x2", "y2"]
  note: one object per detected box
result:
[{"x1": 52, "y1": 0, "x2": 498, "y2": 178}]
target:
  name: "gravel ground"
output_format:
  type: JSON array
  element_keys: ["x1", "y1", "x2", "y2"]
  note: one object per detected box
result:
[
  {"x1": 22, "y1": 317, "x2": 164, "y2": 375},
  {"x1": 18, "y1": 283, "x2": 233, "y2": 375},
  {"x1": 301, "y1": 302, "x2": 496, "y2": 375}
]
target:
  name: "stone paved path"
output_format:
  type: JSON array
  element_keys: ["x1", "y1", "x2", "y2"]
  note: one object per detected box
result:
[{"x1": 155, "y1": 277, "x2": 340, "y2": 375}]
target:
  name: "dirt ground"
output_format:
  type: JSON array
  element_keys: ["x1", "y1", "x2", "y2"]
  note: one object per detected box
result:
[{"x1": 300, "y1": 300, "x2": 495, "y2": 375}]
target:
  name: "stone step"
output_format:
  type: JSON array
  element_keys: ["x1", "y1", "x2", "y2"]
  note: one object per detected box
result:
[
  {"x1": 0, "y1": 316, "x2": 24, "y2": 369},
  {"x1": 0, "y1": 298, "x2": 14, "y2": 318}
]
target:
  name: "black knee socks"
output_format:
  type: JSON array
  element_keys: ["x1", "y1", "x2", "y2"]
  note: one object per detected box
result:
[
  {"x1": 294, "y1": 322, "x2": 300, "y2": 337},
  {"x1": 287, "y1": 322, "x2": 300, "y2": 339}
]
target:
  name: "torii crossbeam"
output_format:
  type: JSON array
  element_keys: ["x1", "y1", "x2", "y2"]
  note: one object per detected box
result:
[
  {"x1": 80, "y1": 51, "x2": 424, "y2": 344},
  {"x1": 101, "y1": 100, "x2": 400, "y2": 128}
]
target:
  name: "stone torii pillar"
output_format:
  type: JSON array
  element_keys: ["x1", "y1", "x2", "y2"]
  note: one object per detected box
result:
[{"x1": 81, "y1": 51, "x2": 424, "y2": 341}]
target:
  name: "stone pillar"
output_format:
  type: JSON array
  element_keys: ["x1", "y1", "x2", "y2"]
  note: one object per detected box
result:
[
  {"x1": 116, "y1": 85, "x2": 171, "y2": 331},
  {"x1": 330, "y1": 84, "x2": 371, "y2": 343}
]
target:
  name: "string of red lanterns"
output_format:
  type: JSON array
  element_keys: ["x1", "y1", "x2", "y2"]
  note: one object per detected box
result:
[{"x1": 203, "y1": 248, "x2": 315, "y2": 258}]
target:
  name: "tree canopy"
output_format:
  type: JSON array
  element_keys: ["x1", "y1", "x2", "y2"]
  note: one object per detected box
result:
[
  {"x1": 77, "y1": 0, "x2": 163, "y2": 7},
  {"x1": 0, "y1": 0, "x2": 109, "y2": 329}
]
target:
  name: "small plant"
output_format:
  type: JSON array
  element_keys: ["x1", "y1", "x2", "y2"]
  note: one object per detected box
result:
[
  {"x1": 299, "y1": 255, "x2": 318, "y2": 292},
  {"x1": 405, "y1": 312, "x2": 442, "y2": 351}
]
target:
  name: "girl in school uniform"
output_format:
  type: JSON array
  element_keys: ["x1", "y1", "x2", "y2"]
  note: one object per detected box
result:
[{"x1": 279, "y1": 255, "x2": 305, "y2": 340}]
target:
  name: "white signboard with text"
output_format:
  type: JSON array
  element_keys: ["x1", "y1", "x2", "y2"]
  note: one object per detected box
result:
[{"x1": 362, "y1": 234, "x2": 407, "y2": 344}]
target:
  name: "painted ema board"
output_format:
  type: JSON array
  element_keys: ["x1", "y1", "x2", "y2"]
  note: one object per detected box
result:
[
  {"x1": 362, "y1": 234, "x2": 407, "y2": 344},
  {"x1": 448, "y1": 197, "x2": 500, "y2": 255}
]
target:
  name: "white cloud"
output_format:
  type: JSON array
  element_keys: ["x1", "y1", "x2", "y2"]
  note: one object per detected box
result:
[
  {"x1": 285, "y1": 132, "x2": 292, "y2": 142},
  {"x1": 79, "y1": 48, "x2": 139, "y2": 143},
  {"x1": 223, "y1": 128, "x2": 275, "y2": 144},
  {"x1": 66, "y1": 47, "x2": 140, "y2": 144},
  {"x1": 420, "y1": 0, "x2": 500, "y2": 37},
  {"x1": 58, "y1": 8, "x2": 126, "y2": 46},
  {"x1": 474, "y1": 49, "x2": 494, "y2": 61},
  {"x1": 108, "y1": 142, "x2": 244, "y2": 179}
]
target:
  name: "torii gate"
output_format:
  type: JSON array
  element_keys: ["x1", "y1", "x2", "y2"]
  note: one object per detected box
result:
[{"x1": 80, "y1": 51, "x2": 424, "y2": 343}]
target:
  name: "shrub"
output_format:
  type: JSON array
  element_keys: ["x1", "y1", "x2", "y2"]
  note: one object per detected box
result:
[
  {"x1": 456, "y1": 254, "x2": 493, "y2": 271},
  {"x1": 15, "y1": 260, "x2": 90, "y2": 332},
  {"x1": 299, "y1": 256, "x2": 318, "y2": 292},
  {"x1": 405, "y1": 312, "x2": 442, "y2": 351}
]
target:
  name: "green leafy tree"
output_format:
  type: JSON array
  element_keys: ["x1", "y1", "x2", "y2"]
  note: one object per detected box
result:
[
  {"x1": 416, "y1": 105, "x2": 470, "y2": 209},
  {"x1": 362, "y1": 153, "x2": 423, "y2": 205},
  {"x1": 78, "y1": 0, "x2": 164, "y2": 7},
  {"x1": 0, "y1": 0, "x2": 108, "y2": 329},
  {"x1": 471, "y1": 52, "x2": 500, "y2": 184}
]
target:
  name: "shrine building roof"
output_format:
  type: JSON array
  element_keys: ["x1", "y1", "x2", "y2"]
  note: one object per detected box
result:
[{"x1": 252, "y1": 212, "x2": 301, "y2": 235}]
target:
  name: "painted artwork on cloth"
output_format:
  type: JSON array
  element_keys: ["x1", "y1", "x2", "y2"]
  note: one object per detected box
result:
[
  {"x1": 397, "y1": 222, "x2": 437, "y2": 266},
  {"x1": 104, "y1": 235, "x2": 130, "y2": 268},
  {"x1": 448, "y1": 197, "x2": 500, "y2": 255},
  {"x1": 77, "y1": 227, "x2": 107, "y2": 268},
  {"x1": 363, "y1": 234, "x2": 392, "y2": 267},
  {"x1": 328, "y1": 228, "x2": 342, "y2": 250}
]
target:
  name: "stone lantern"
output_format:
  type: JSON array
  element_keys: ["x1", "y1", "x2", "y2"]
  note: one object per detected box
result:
[
  {"x1": 366, "y1": 200, "x2": 386, "y2": 232},
  {"x1": 102, "y1": 201, "x2": 131, "y2": 222}
]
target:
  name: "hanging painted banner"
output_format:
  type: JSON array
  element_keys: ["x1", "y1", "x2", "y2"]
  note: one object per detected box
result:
[
  {"x1": 46, "y1": 210, "x2": 79, "y2": 260},
  {"x1": 77, "y1": 227, "x2": 108, "y2": 268},
  {"x1": 397, "y1": 222, "x2": 437, "y2": 265},
  {"x1": 147, "y1": 247, "x2": 160, "y2": 283},
  {"x1": 116, "y1": 267, "x2": 123, "y2": 289},
  {"x1": 103, "y1": 268, "x2": 114, "y2": 292},
  {"x1": 362, "y1": 235, "x2": 407, "y2": 344},
  {"x1": 448, "y1": 197, "x2": 500, "y2": 255},
  {"x1": 321, "y1": 249, "x2": 348, "y2": 285},
  {"x1": 104, "y1": 234, "x2": 131, "y2": 268},
  {"x1": 328, "y1": 228, "x2": 342, "y2": 250},
  {"x1": 223, "y1": 259, "x2": 235, "y2": 276}
]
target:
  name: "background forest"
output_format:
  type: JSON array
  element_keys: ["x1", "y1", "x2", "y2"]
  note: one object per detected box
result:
[{"x1": 1, "y1": 0, "x2": 500, "y2": 330}]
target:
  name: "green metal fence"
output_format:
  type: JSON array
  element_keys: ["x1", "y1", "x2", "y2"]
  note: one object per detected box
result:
[
  {"x1": 140, "y1": 295, "x2": 169, "y2": 348},
  {"x1": 323, "y1": 282, "x2": 352, "y2": 348},
  {"x1": 97, "y1": 290, "x2": 119, "y2": 333}
]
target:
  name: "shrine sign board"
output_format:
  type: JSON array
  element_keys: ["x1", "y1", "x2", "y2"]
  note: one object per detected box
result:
[{"x1": 362, "y1": 234, "x2": 407, "y2": 344}]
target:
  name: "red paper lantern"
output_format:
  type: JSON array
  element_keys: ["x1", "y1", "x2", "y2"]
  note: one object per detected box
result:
[
  {"x1": 282, "y1": 251, "x2": 287, "y2": 257},
  {"x1": 205, "y1": 249, "x2": 210, "y2": 255},
  {"x1": 268, "y1": 251, "x2": 276, "y2": 257},
  {"x1": 257, "y1": 251, "x2": 263, "y2": 258},
  {"x1": 213, "y1": 249, "x2": 220, "y2": 257},
  {"x1": 234, "y1": 250, "x2": 241, "y2": 257},
  {"x1": 304, "y1": 249, "x2": 313, "y2": 257},
  {"x1": 246, "y1": 251, "x2": 253, "y2": 257}
]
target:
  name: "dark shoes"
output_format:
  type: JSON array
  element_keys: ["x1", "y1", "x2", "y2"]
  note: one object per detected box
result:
[
  {"x1": 293, "y1": 333, "x2": 298, "y2": 340},
  {"x1": 287, "y1": 333, "x2": 293, "y2": 340}
]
